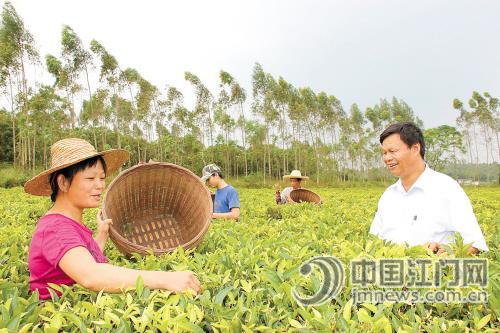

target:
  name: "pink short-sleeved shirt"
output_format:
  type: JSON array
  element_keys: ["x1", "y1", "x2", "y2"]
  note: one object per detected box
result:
[{"x1": 28, "y1": 213, "x2": 108, "y2": 300}]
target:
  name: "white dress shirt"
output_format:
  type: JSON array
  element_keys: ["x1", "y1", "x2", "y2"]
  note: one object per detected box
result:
[{"x1": 369, "y1": 165, "x2": 488, "y2": 251}]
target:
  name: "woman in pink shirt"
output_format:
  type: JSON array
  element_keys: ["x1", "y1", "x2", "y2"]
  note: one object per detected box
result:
[{"x1": 25, "y1": 138, "x2": 201, "y2": 300}]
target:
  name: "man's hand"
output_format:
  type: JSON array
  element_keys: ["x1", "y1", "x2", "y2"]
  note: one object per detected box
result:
[
  {"x1": 427, "y1": 242, "x2": 480, "y2": 256},
  {"x1": 427, "y1": 242, "x2": 446, "y2": 255},
  {"x1": 466, "y1": 246, "x2": 480, "y2": 256},
  {"x1": 275, "y1": 191, "x2": 281, "y2": 204}
]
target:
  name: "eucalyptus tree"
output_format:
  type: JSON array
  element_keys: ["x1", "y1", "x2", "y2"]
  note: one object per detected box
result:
[
  {"x1": 28, "y1": 85, "x2": 68, "y2": 168},
  {"x1": 454, "y1": 92, "x2": 500, "y2": 167},
  {"x1": 119, "y1": 67, "x2": 146, "y2": 159},
  {"x1": 246, "y1": 120, "x2": 267, "y2": 175},
  {"x1": 185, "y1": 72, "x2": 214, "y2": 151},
  {"x1": 316, "y1": 92, "x2": 343, "y2": 177},
  {"x1": 299, "y1": 87, "x2": 321, "y2": 183},
  {"x1": 286, "y1": 87, "x2": 300, "y2": 169},
  {"x1": 80, "y1": 88, "x2": 108, "y2": 149},
  {"x1": 45, "y1": 54, "x2": 79, "y2": 128},
  {"x1": 219, "y1": 70, "x2": 248, "y2": 176},
  {"x1": 0, "y1": 1, "x2": 39, "y2": 168},
  {"x1": 251, "y1": 63, "x2": 278, "y2": 181},
  {"x1": 135, "y1": 77, "x2": 158, "y2": 160},
  {"x1": 484, "y1": 93, "x2": 500, "y2": 161},
  {"x1": 272, "y1": 77, "x2": 293, "y2": 175},
  {"x1": 165, "y1": 86, "x2": 189, "y2": 164},
  {"x1": 468, "y1": 92, "x2": 498, "y2": 163},
  {"x1": 454, "y1": 98, "x2": 479, "y2": 165},
  {"x1": 215, "y1": 83, "x2": 235, "y2": 176},
  {"x1": 90, "y1": 40, "x2": 124, "y2": 148},
  {"x1": 120, "y1": 68, "x2": 141, "y2": 107},
  {"x1": 348, "y1": 103, "x2": 368, "y2": 178},
  {"x1": 424, "y1": 125, "x2": 465, "y2": 171},
  {"x1": 61, "y1": 26, "x2": 94, "y2": 127}
]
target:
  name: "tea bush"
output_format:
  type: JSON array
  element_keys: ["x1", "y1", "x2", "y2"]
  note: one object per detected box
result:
[{"x1": 0, "y1": 186, "x2": 498, "y2": 332}]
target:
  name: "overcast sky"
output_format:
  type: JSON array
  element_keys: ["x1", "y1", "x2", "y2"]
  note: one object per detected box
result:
[{"x1": 7, "y1": 0, "x2": 500, "y2": 128}]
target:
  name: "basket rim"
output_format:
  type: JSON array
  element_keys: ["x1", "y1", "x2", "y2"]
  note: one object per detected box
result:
[
  {"x1": 290, "y1": 188, "x2": 322, "y2": 203},
  {"x1": 102, "y1": 162, "x2": 212, "y2": 255}
]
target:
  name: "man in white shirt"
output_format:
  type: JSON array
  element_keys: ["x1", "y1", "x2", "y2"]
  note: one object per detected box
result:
[{"x1": 369, "y1": 122, "x2": 488, "y2": 255}]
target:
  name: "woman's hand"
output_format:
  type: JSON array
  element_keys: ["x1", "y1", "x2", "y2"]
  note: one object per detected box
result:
[
  {"x1": 161, "y1": 271, "x2": 201, "y2": 294},
  {"x1": 96, "y1": 210, "x2": 112, "y2": 235},
  {"x1": 94, "y1": 210, "x2": 112, "y2": 251}
]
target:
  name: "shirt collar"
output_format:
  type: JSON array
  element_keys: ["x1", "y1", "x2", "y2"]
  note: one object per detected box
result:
[
  {"x1": 392, "y1": 164, "x2": 432, "y2": 194},
  {"x1": 43, "y1": 213, "x2": 93, "y2": 235}
]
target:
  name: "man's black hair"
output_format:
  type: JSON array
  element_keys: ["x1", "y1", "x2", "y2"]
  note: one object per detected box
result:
[
  {"x1": 213, "y1": 171, "x2": 224, "y2": 179},
  {"x1": 49, "y1": 155, "x2": 107, "y2": 202},
  {"x1": 380, "y1": 122, "x2": 425, "y2": 159}
]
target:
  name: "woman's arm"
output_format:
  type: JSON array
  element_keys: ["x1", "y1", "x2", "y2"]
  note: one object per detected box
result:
[
  {"x1": 93, "y1": 233, "x2": 108, "y2": 252},
  {"x1": 59, "y1": 247, "x2": 201, "y2": 293}
]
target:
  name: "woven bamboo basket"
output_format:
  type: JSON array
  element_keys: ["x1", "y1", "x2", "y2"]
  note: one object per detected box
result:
[
  {"x1": 102, "y1": 162, "x2": 212, "y2": 256},
  {"x1": 290, "y1": 188, "x2": 322, "y2": 204}
]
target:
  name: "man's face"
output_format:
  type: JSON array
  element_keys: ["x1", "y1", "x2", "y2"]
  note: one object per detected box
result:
[
  {"x1": 207, "y1": 174, "x2": 219, "y2": 187},
  {"x1": 382, "y1": 133, "x2": 421, "y2": 177},
  {"x1": 290, "y1": 178, "x2": 301, "y2": 189}
]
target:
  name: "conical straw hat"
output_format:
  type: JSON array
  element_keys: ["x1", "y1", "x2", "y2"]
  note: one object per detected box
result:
[
  {"x1": 24, "y1": 138, "x2": 129, "y2": 196},
  {"x1": 283, "y1": 170, "x2": 309, "y2": 180}
]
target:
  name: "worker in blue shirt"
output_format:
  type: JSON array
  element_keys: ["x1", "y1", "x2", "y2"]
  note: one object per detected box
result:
[{"x1": 201, "y1": 164, "x2": 240, "y2": 221}]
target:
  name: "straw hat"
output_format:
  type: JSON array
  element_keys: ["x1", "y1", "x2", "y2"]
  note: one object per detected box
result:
[
  {"x1": 24, "y1": 138, "x2": 129, "y2": 196},
  {"x1": 283, "y1": 170, "x2": 309, "y2": 180}
]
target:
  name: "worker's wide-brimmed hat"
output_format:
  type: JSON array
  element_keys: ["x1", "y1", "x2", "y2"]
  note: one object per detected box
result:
[
  {"x1": 24, "y1": 138, "x2": 129, "y2": 196},
  {"x1": 283, "y1": 170, "x2": 309, "y2": 180}
]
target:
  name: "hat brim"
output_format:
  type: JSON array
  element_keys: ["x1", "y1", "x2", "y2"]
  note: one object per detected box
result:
[
  {"x1": 200, "y1": 174, "x2": 211, "y2": 182},
  {"x1": 24, "y1": 149, "x2": 129, "y2": 196},
  {"x1": 283, "y1": 175, "x2": 309, "y2": 180}
]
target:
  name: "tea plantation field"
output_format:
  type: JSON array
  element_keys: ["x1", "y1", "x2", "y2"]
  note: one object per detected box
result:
[{"x1": 0, "y1": 186, "x2": 498, "y2": 332}]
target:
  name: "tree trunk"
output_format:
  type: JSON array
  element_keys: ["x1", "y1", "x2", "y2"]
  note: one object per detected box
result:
[
  {"x1": 8, "y1": 74, "x2": 17, "y2": 167},
  {"x1": 281, "y1": 106, "x2": 287, "y2": 176},
  {"x1": 84, "y1": 64, "x2": 94, "y2": 124},
  {"x1": 32, "y1": 133, "x2": 36, "y2": 171},
  {"x1": 93, "y1": 127, "x2": 97, "y2": 150},
  {"x1": 262, "y1": 145, "x2": 266, "y2": 184},
  {"x1": 239, "y1": 102, "x2": 248, "y2": 177},
  {"x1": 26, "y1": 134, "x2": 30, "y2": 169},
  {"x1": 44, "y1": 138, "x2": 47, "y2": 169},
  {"x1": 495, "y1": 127, "x2": 500, "y2": 162}
]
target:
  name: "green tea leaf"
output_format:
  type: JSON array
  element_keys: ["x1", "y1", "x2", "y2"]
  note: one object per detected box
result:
[{"x1": 214, "y1": 285, "x2": 233, "y2": 305}]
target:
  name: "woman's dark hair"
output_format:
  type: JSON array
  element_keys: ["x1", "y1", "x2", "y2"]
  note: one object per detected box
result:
[
  {"x1": 49, "y1": 155, "x2": 107, "y2": 202},
  {"x1": 379, "y1": 122, "x2": 425, "y2": 159}
]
